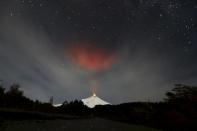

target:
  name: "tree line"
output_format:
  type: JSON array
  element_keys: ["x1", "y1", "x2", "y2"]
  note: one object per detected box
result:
[
  {"x1": 0, "y1": 82, "x2": 89, "y2": 115},
  {"x1": 0, "y1": 82, "x2": 196, "y2": 130}
]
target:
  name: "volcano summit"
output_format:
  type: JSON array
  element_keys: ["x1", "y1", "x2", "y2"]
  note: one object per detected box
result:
[{"x1": 82, "y1": 93, "x2": 110, "y2": 108}]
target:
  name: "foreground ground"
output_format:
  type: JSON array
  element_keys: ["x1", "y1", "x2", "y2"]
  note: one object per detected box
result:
[{"x1": 0, "y1": 118, "x2": 160, "y2": 131}]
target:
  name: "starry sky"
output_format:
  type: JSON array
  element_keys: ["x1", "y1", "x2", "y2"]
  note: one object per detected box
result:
[{"x1": 0, "y1": 0, "x2": 197, "y2": 104}]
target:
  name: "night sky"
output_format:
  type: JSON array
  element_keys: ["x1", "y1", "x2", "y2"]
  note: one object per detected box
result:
[{"x1": 0, "y1": 0, "x2": 197, "y2": 104}]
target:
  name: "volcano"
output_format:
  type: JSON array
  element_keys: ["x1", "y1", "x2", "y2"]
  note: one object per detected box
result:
[
  {"x1": 82, "y1": 93, "x2": 110, "y2": 108},
  {"x1": 53, "y1": 94, "x2": 110, "y2": 108}
]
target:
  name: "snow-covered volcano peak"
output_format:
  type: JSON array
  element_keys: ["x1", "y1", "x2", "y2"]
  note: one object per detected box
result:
[{"x1": 82, "y1": 94, "x2": 110, "y2": 108}]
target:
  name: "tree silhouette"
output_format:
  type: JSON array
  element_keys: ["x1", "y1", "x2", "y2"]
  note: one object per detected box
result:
[
  {"x1": 5, "y1": 84, "x2": 24, "y2": 108},
  {"x1": 4, "y1": 84, "x2": 35, "y2": 109},
  {"x1": 6, "y1": 84, "x2": 23, "y2": 97},
  {"x1": 0, "y1": 83, "x2": 5, "y2": 95},
  {"x1": 165, "y1": 84, "x2": 197, "y2": 129},
  {"x1": 0, "y1": 82, "x2": 5, "y2": 107},
  {"x1": 166, "y1": 84, "x2": 197, "y2": 103}
]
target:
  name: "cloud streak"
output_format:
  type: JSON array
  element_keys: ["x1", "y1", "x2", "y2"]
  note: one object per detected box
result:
[{"x1": 0, "y1": 0, "x2": 196, "y2": 104}]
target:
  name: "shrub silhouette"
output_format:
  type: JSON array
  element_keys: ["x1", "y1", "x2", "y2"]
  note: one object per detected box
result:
[{"x1": 59, "y1": 100, "x2": 90, "y2": 116}]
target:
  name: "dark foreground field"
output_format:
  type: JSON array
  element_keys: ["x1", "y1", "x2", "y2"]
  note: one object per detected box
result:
[{"x1": 0, "y1": 118, "x2": 160, "y2": 131}]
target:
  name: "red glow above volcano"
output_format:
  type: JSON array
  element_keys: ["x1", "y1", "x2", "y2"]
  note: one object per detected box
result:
[{"x1": 67, "y1": 40, "x2": 117, "y2": 71}]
